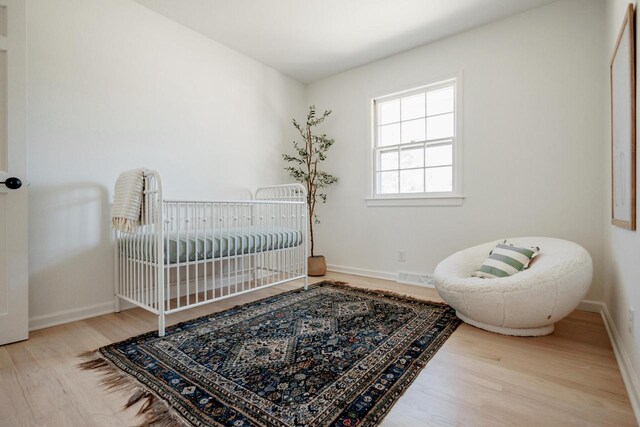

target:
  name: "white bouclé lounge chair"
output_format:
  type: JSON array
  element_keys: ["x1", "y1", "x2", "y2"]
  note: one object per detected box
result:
[{"x1": 433, "y1": 237, "x2": 593, "y2": 336}]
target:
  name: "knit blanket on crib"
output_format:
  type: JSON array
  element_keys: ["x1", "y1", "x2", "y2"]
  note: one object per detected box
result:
[{"x1": 112, "y1": 168, "x2": 147, "y2": 233}]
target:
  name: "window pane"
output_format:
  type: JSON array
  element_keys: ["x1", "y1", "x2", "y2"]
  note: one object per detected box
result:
[
  {"x1": 378, "y1": 123, "x2": 400, "y2": 146},
  {"x1": 400, "y1": 169, "x2": 424, "y2": 193},
  {"x1": 425, "y1": 166, "x2": 453, "y2": 192},
  {"x1": 400, "y1": 146, "x2": 424, "y2": 169},
  {"x1": 401, "y1": 118, "x2": 425, "y2": 144},
  {"x1": 427, "y1": 86, "x2": 454, "y2": 116},
  {"x1": 378, "y1": 149, "x2": 398, "y2": 171},
  {"x1": 378, "y1": 99, "x2": 400, "y2": 125},
  {"x1": 378, "y1": 171, "x2": 398, "y2": 194},
  {"x1": 427, "y1": 113, "x2": 454, "y2": 140},
  {"x1": 425, "y1": 144, "x2": 452, "y2": 167},
  {"x1": 401, "y1": 93, "x2": 425, "y2": 121}
]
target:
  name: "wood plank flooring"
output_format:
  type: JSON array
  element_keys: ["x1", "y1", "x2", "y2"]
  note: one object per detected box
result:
[{"x1": 0, "y1": 272, "x2": 635, "y2": 426}]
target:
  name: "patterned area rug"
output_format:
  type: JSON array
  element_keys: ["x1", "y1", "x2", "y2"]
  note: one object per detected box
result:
[{"x1": 80, "y1": 281, "x2": 460, "y2": 426}]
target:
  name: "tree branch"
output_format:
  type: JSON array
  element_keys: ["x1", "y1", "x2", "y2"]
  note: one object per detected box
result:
[{"x1": 283, "y1": 105, "x2": 338, "y2": 257}]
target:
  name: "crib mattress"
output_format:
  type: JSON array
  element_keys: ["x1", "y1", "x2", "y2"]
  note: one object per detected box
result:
[{"x1": 119, "y1": 227, "x2": 303, "y2": 264}]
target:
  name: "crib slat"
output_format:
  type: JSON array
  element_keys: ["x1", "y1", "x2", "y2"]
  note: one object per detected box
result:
[
  {"x1": 186, "y1": 202, "x2": 190, "y2": 307},
  {"x1": 176, "y1": 204, "x2": 179, "y2": 310}
]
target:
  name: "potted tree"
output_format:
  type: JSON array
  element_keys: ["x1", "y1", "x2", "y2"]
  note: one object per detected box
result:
[{"x1": 283, "y1": 106, "x2": 338, "y2": 276}]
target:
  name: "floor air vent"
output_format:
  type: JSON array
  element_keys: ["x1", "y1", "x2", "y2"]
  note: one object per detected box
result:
[{"x1": 396, "y1": 271, "x2": 435, "y2": 287}]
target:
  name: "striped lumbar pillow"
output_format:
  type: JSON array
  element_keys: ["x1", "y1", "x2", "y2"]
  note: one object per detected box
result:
[{"x1": 472, "y1": 241, "x2": 540, "y2": 279}]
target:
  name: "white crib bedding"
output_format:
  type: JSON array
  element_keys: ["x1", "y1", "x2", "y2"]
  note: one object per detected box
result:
[{"x1": 119, "y1": 226, "x2": 303, "y2": 264}]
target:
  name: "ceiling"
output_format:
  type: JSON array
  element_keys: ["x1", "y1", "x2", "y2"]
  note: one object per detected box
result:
[{"x1": 133, "y1": 0, "x2": 556, "y2": 83}]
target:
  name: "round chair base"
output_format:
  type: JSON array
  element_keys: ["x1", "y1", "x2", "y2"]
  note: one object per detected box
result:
[{"x1": 456, "y1": 311, "x2": 555, "y2": 337}]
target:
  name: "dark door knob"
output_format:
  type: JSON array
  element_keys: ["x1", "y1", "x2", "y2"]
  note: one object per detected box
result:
[{"x1": 1, "y1": 177, "x2": 22, "y2": 189}]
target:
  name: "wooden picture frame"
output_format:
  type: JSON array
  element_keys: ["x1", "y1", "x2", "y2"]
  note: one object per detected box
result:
[{"x1": 611, "y1": 4, "x2": 636, "y2": 230}]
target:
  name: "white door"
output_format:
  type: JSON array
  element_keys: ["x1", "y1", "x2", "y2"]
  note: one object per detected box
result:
[{"x1": 0, "y1": 0, "x2": 27, "y2": 346}]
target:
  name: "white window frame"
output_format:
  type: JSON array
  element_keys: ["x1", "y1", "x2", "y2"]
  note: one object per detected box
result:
[{"x1": 366, "y1": 73, "x2": 464, "y2": 207}]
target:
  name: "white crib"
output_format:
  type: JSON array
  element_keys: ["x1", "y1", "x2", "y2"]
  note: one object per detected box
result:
[{"x1": 114, "y1": 170, "x2": 308, "y2": 336}]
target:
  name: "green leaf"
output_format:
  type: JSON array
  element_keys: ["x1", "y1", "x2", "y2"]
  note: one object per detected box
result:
[{"x1": 283, "y1": 105, "x2": 339, "y2": 243}]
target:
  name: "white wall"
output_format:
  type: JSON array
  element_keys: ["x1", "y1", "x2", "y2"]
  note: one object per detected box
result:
[
  {"x1": 24, "y1": 0, "x2": 640, "y2": 414},
  {"x1": 27, "y1": 0, "x2": 306, "y2": 327},
  {"x1": 306, "y1": 0, "x2": 606, "y2": 301},
  {"x1": 604, "y1": 0, "x2": 640, "y2": 414}
]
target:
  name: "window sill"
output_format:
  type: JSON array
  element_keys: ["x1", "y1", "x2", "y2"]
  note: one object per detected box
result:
[{"x1": 365, "y1": 195, "x2": 465, "y2": 207}]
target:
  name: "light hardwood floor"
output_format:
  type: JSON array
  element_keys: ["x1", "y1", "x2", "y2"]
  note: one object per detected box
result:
[{"x1": 0, "y1": 272, "x2": 636, "y2": 426}]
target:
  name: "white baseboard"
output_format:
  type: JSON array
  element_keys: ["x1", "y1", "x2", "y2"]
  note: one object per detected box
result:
[
  {"x1": 327, "y1": 264, "x2": 434, "y2": 288},
  {"x1": 327, "y1": 264, "x2": 397, "y2": 281},
  {"x1": 28, "y1": 271, "x2": 278, "y2": 332},
  {"x1": 27, "y1": 266, "x2": 426, "y2": 332},
  {"x1": 576, "y1": 299, "x2": 603, "y2": 313},
  {"x1": 29, "y1": 301, "x2": 115, "y2": 331},
  {"x1": 595, "y1": 300, "x2": 640, "y2": 424}
]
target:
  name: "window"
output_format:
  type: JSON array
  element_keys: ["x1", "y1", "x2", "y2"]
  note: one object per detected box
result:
[{"x1": 370, "y1": 77, "x2": 462, "y2": 205}]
